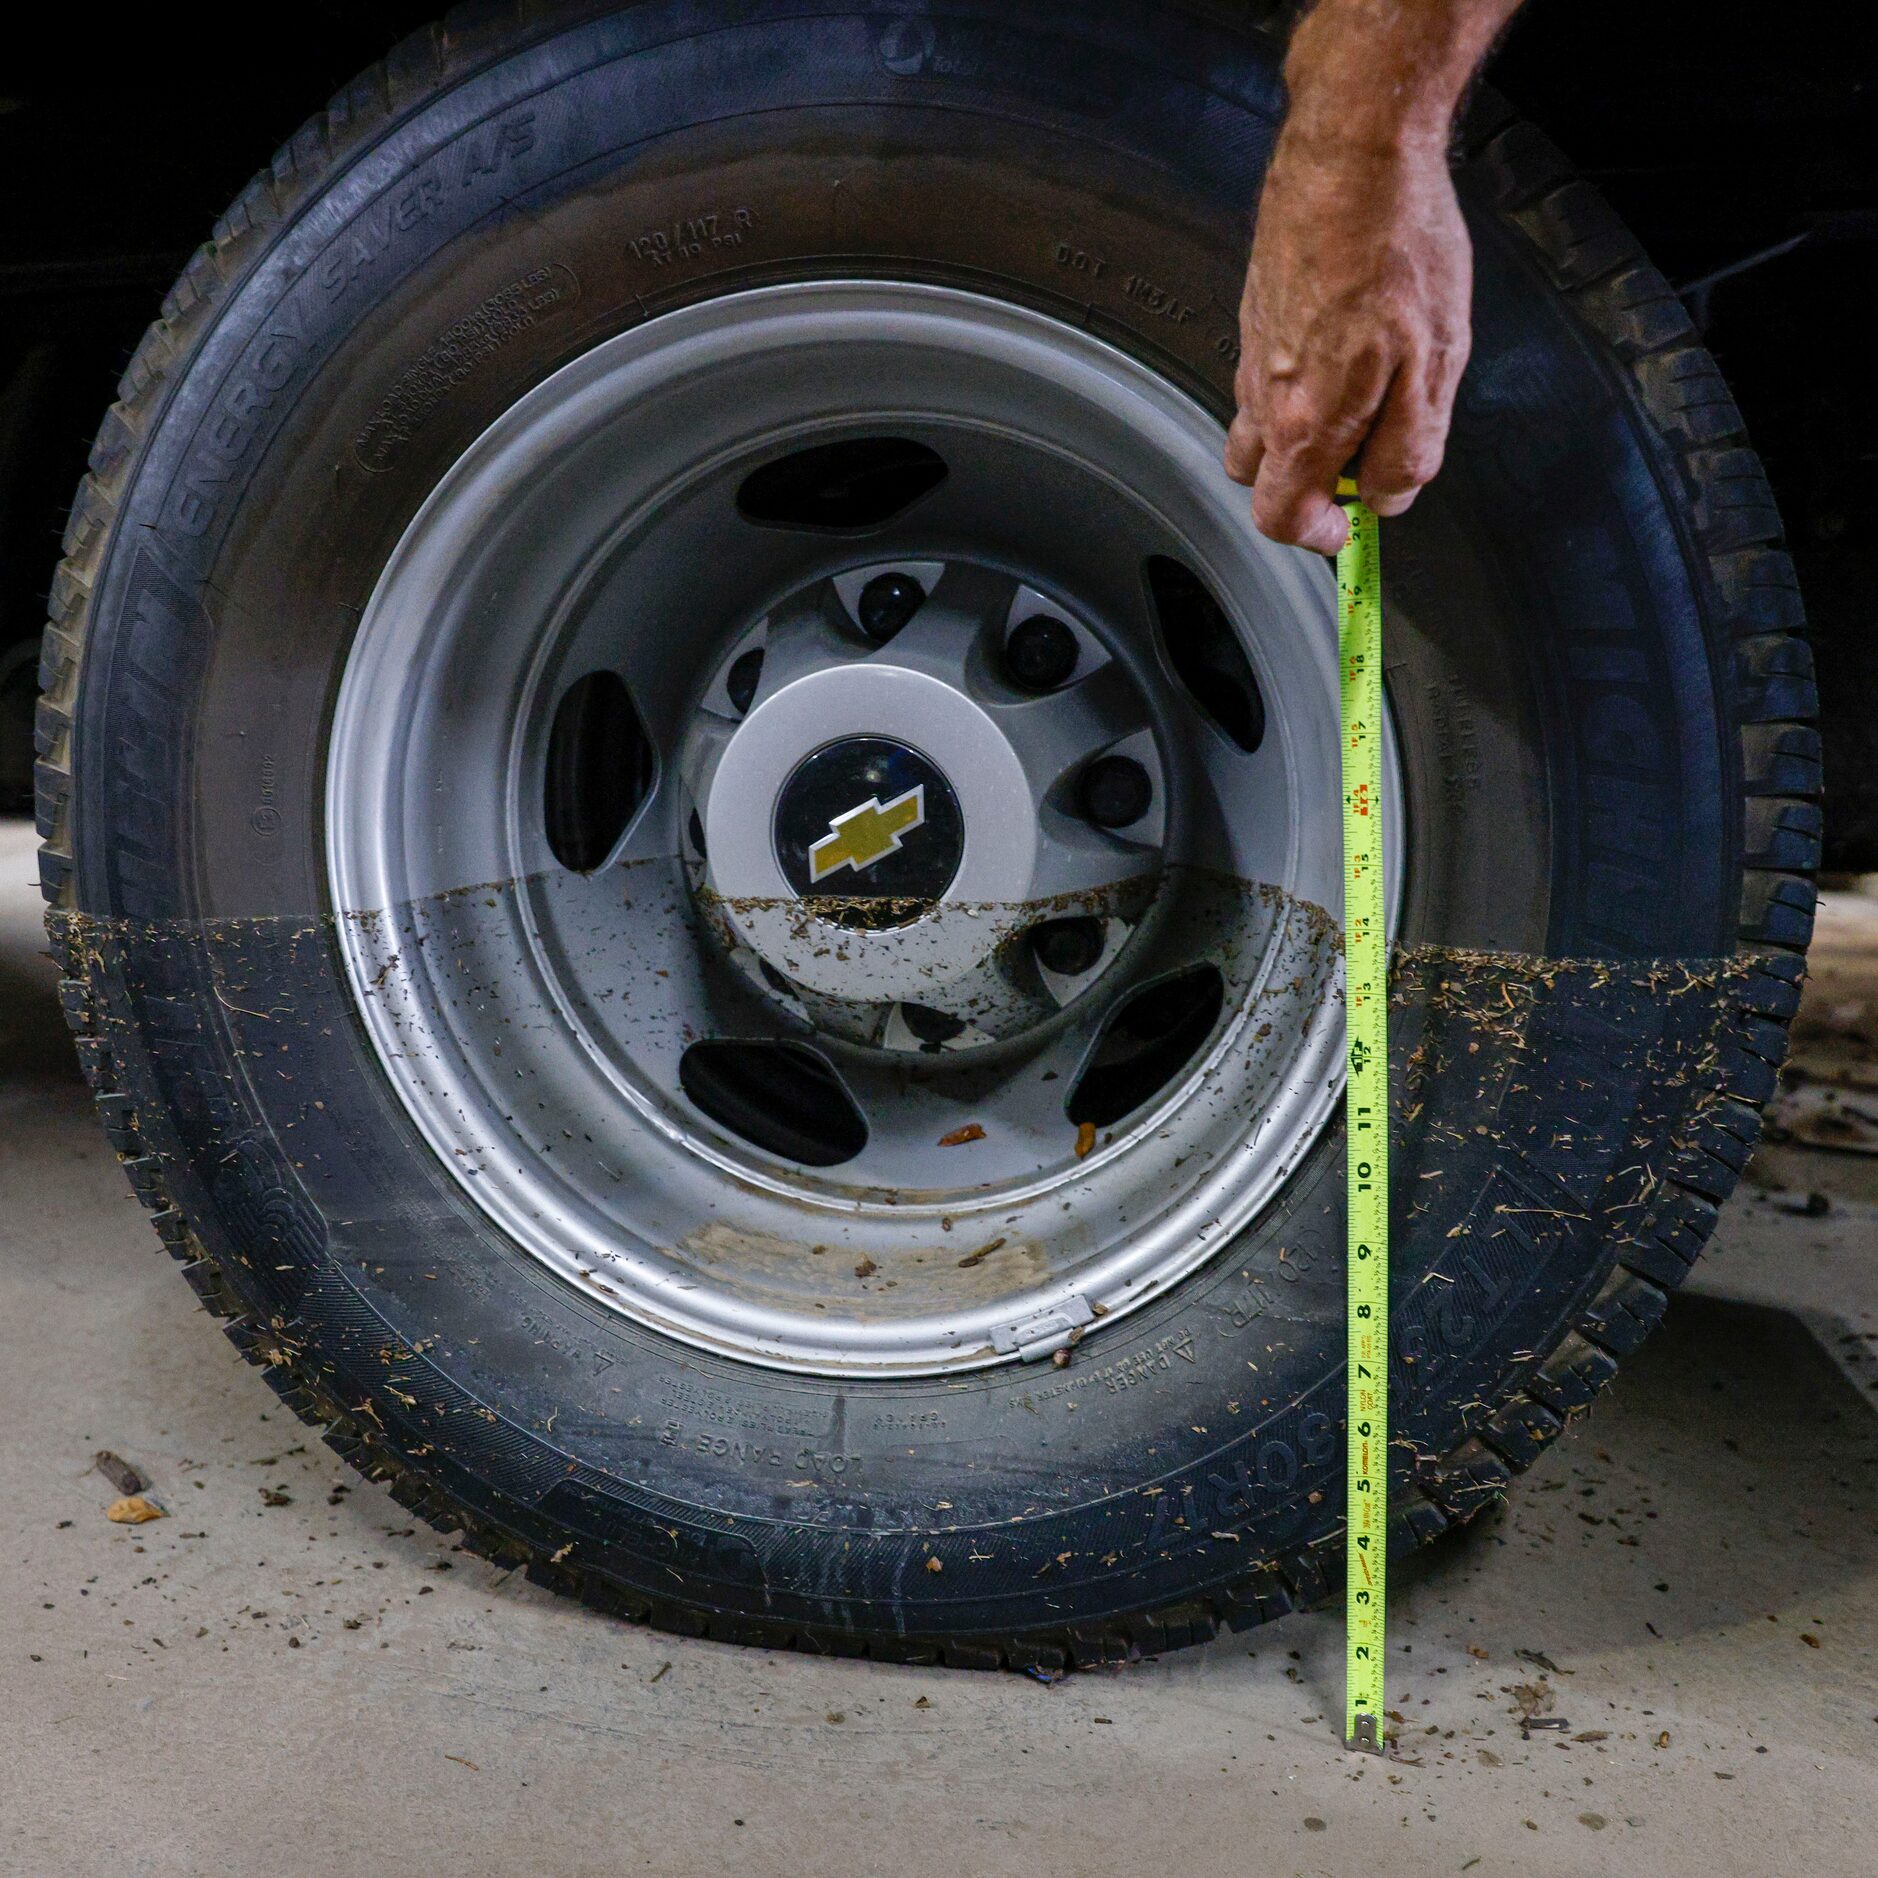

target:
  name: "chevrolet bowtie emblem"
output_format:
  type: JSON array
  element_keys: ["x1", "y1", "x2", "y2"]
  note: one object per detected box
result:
[{"x1": 808, "y1": 785, "x2": 927, "y2": 882}]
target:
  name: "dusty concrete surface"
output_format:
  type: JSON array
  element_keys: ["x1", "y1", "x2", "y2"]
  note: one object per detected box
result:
[{"x1": 3, "y1": 813, "x2": 1874, "y2": 1878}]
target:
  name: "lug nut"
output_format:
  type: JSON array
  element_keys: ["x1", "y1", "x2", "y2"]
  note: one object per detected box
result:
[
  {"x1": 1079, "y1": 754, "x2": 1153, "y2": 829},
  {"x1": 857, "y1": 572, "x2": 926, "y2": 642},
  {"x1": 1029, "y1": 916, "x2": 1105, "y2": 977},
  {"x1": 725, "y1": 647, "x2": 764, "y2": 715},
  {"x1": 1004, "y1": 614, "x2": 1079, "y2": 691}
]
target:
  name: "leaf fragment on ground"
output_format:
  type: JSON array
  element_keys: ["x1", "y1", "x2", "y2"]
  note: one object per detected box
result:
[{"x1": 104, "y1": 1495, "x2": 165, "y2": 1524}]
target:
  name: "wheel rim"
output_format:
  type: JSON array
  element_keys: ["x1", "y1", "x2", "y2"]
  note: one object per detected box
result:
[{"x1": 326, "y1": 281, "x2": 1403, "y2": 1376}]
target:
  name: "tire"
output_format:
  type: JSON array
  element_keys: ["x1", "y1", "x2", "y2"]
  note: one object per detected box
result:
[{"x1": 37, "y1": 0, "x2": 1816, "y2": 1667}]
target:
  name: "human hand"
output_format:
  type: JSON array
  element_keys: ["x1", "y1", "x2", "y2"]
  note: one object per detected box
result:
[{"x1": 1226, "y1": 129, "x2": 1472, "y2": 555}]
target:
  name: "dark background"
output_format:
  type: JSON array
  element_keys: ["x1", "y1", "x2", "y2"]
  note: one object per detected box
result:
[{"x1": 2, "y1": 1, "x2": 1872, "y2": 856}]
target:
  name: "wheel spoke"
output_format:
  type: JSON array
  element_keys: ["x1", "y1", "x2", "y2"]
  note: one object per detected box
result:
[
  {"x1": 989, "y1": 656, "x2": 1150, "y2": 805},
  {"x1": 834, "y1": 1011, "x2": 1103, "y2": 1176},
  {"x1": 674, "y1": 711, "x2": 737, "y2": 814},
  {"x1": 749, "y1": 601, "x2": 866, "y2": 697},
  {"x1": 525, "y1": 855, "x2": 757, "y2": 1080},
  {"x1": 1025, "y1": 817, "x2": 1162, "y2": 905},
  {"x1": 581, "y1": 718, "x2": 725, "y2": 872},
  {"x1": 876, "y1": 561, "x2": 1014, "y2": 677}
]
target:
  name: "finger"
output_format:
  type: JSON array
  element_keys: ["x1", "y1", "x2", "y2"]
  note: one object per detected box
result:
[
  {"x1": 1253, "y1": 438, "x2": 1351, "y2": 555},
  {"x1": 1355, "y1": 344, "x2": 1465, "y2": 518},
  {"x1": 1250, "y1": 390, "x2": 1374, "y2": 551},
  {"x1": 1249, "y1": 346, "x2": 1392, "y2": 550},
  {"x1": 1225, "y1": 404, "x2": 1264, "y2": 489}
]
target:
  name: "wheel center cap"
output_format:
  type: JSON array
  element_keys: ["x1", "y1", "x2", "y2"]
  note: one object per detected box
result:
[
  {"x1": 700, "y1": 660, "x2": 1037, "y2": 1005},
  {"x1": 775, "y1": 737, "x2": 964, "y2": 918}
]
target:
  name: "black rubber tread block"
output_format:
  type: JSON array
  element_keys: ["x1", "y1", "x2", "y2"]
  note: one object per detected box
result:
[
  {"x1": 1578, "y1": 1270, "x2": 1669, "y2": 1357},
  {"x1": 1525, "y1": 1332, "x2": 1621, "y2": 1416}
]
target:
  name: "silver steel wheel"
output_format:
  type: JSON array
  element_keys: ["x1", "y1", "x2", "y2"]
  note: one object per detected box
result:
[{"x1": 327, "y1": 282, "x2": 1402, "y2": 1376}]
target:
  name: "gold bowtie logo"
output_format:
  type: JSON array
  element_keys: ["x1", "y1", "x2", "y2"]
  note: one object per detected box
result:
[{"x1": 808, "y1": 785, "x2": 927, "y2": 882}]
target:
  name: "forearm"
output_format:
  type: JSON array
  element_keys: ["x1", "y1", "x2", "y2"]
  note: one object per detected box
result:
[{"x1": 1281, "y1": 0, "x2": 1525, "y2": 156}]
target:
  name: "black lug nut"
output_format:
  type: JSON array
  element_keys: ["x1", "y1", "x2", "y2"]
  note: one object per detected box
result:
[
  {"x1": 1004, "y1": 614, "x2": 1079, "y2": 692},
  {"x1": 725, "y1": 647, "x2": 765, "y2": 715},
  {"x1": 857, "y1": 572, "x2": 926, "y2": 642},
  {"x1": 1079, "y1": 754, "x2": 1153, "y2": 829},
  {"x1": 1029, "y1": 916, "x2": 1106, "y2": 978}
]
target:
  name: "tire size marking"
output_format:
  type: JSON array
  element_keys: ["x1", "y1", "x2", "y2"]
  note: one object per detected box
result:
[{"x1": 627, "y1": 207, "x2": 758, "y2": 268}]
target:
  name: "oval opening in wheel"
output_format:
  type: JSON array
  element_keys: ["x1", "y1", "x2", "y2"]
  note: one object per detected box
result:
[
  {"x1": 678, "y1": 1039, "x2": 868, "y2": 1168},
  {"x1": 1146, "y1": 555, "x2": 1267, "y2": 755},
  {"x1": 736, "y1": 436, "x2": 948, "y2": 532},
  {"x1": 543, "y1": 670, "x2": 654, "y2": 873},
  {"x1": 1068, "y1": 965, "x2": 1226, "y2": 1128}
]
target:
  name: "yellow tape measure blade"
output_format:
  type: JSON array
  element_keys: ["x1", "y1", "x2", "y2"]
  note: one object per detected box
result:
[{"x1": 1336, "y1": 493, "x2": 1389, "y2": 1755}]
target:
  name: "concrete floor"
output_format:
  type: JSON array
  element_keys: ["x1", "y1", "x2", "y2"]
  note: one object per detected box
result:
[{"x1": 3, "y1": 813, "x2": 1874, "y2": 1878}]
